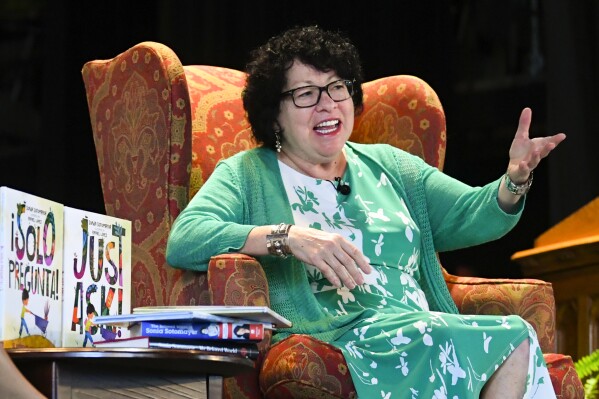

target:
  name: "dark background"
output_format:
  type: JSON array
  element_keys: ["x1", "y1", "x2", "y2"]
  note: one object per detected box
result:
[{"x1": 1, "y1": 0, "x2": 598, "y2": 278}]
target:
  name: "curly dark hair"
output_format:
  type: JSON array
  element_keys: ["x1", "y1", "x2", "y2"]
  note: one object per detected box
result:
[{"x1": 242, "y1": 25, "x2": 364, "y2": 150}]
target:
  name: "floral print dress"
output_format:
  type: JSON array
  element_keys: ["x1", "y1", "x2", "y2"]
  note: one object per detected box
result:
[{"x1": 279, "y1": 146, "x2": 556, "y2": 399}]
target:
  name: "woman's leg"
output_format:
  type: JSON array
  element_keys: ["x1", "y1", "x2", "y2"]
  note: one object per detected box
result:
[{"x1": 481, "y1": 339, "x2": 529, "y2": 399}]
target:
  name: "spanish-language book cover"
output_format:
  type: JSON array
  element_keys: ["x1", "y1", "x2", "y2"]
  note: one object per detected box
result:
[
  {"x1": 61, "y1": 206, "x2": 132, "y2": 347},
  {"x1": 0, "y1": 186, "x2": 64, "y2": 348}
]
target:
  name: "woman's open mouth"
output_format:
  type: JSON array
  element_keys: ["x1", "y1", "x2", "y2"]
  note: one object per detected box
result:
[{"x1": 314, "y1": 119, "x2": 341, "y2": 135}]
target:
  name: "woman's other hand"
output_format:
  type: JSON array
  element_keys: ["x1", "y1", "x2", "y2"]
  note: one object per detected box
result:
[
  {"x1": 288, "y1": 226, "x2": 372, "y2": 289},
  {"x1": 497, "y1": 107, "x2": 566, "y2": 211},
  {"x1": 507, "y1": 107, "x2": 566, "y2": 183}
]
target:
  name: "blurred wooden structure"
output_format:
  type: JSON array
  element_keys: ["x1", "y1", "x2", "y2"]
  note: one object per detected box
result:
[{"x1": 512, "y1": 197, "x2": 599, "y2": 361}]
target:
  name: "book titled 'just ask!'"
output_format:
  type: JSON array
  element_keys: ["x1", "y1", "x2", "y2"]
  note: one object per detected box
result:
[{"x1": 61, "y1": 206, "x2": 132, "y2": 348}]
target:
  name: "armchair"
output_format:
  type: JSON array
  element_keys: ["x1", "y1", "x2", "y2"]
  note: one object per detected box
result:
[{"x1": 82, "y1": 41, "x2": 583, "y2": 399}]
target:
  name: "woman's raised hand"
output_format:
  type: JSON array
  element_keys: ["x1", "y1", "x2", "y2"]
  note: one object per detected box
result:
[
  {"x1": 507, "y1": 107, "x2": 566, "y2": 183},
  {"x1": 288, "y1": 226, "x2": 372, "y2": 289}
]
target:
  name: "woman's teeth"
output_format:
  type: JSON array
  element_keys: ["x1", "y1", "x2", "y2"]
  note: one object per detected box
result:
[{"x1": 315, "y1": 120, "x2": 339, "y2": 134}]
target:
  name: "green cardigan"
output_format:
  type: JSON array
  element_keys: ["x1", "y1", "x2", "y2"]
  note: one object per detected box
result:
[{"x1": 166, "y1": 143, "x2": 523, "y2": 342}]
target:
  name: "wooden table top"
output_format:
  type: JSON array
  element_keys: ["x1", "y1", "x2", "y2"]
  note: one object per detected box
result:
[{"x1": 7, "y1": 347, "x2": 255, "y2": 377}]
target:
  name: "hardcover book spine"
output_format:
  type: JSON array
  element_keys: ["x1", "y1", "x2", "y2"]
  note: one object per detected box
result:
[
  {"x1": 0, "y1": 186, "x2": 64, "y2": 348},
  {"x1": 61, "y1": 206, "x2": 132, "y2": 347},
  {"x1": 132, "y1": 321, "x2": 265, "y2": 341},
  {"x1": 148, "y1": 339, "x2": 260, "y2": 359}
]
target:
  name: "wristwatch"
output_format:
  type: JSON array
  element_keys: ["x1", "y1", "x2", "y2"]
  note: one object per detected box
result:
[{"x1": 504, "y1": 170, "x2": 534, "y2": 195}]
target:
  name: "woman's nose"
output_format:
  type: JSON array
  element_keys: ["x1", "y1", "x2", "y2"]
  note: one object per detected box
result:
[{"x1": 315, "y1": 90, "x2": 337, "y2": 110}]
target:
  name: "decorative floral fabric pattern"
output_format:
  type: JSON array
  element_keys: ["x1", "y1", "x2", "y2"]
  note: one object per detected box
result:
[{"x1": 281, "y1": 146, "x2": 556, "y2": 398}]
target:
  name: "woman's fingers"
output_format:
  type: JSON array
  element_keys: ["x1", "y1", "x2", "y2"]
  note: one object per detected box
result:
[
  {"x1": 341, "y1": 240, "x2": 372, "y2": 275},
  {"x1": 521, "y1": 134, "x2": 566, "y2": 170},
  {"x1": 314, "y1": 238, "x2": 365, "y2": 289},
  {"x1": 514, "y1": 107, "x2": 532, "y2": 141},
  {"x1": 320, "y1": 254, "x2": 359, "y2": 289},
  {"x1": 508, "y1": 107, "x2": 566, "y2": 179},
  {"x1": 289, "y1": 226, "x2": 371, "y2": 289},
  {"x1": 330, "y1": 247, "x2": 366, "y2": 287}
]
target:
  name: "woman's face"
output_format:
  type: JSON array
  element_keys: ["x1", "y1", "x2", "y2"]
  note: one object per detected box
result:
[{"x1": 277, "y1": 60, "x2": 354, "y2": 165}]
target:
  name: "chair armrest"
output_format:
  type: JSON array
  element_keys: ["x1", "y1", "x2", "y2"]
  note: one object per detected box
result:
[
  {"x1": 207, "y1": 254, "x2": 270, "y2": 307},
  {"x1": 208, "y1": 254, "x2": 271, "y2": 399},
  {"x1": 444, "y1": 270, "x2": 556, "y2": 353},
  {"x1": 207, "y1": 253, "x2": 272, "y2": 346}
]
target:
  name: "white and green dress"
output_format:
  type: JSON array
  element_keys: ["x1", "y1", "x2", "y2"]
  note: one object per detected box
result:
[{"x1": 279, "y1": 146, "x2": 555, "y2": 398}]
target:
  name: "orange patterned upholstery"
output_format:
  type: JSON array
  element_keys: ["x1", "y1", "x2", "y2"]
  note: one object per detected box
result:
[
  {"x1": 544, "y1": 353, "x2": 586, "y2": 399},
  {"x1": 82, "y1": 41, "x2": 583, "y2": 399},
  {"x1": 444, "y1": 270, "x2": 557, "y2": 353}
]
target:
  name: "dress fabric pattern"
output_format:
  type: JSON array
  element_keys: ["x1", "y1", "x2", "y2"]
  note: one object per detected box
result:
[{"x1": 279, "y1": 146, "x2": 556, "y2": 399}]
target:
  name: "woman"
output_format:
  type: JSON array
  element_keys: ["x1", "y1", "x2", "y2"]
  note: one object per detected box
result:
[{"x1": 167, "y1": 26, "x2": 565, "y2": 398}]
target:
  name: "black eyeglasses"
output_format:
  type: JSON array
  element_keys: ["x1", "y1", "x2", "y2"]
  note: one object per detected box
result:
[{"x1": 281, "y1": 79, "x2": 354, "y2": 108}]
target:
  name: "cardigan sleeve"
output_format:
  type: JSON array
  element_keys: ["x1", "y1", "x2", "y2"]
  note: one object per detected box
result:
[
  {"x1": 166, "y1": 160, "x2": 257, "y2": 272},
  {"x1": 418, "y1": 158, "x2": 524, "y2": 252}
]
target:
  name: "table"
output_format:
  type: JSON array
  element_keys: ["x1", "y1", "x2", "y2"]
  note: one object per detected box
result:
[
  {"x1": 8, "y1": 347, "x2": 255, "y2": 399},
  {"x1": 511, "y1": 197, "x2": 599, "y2": 360}
]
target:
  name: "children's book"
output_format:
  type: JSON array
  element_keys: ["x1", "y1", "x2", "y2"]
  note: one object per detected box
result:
[
  {"x1": 95, "y1": 309, "x2": 274, "y2": 329},
  {"x1": 133, "y1": 305, "x2": 292, "y2": 328},
  {"x1": 0, "y1": 186, "x2": 64, "y2": 348},
  {"x1": 61, "y1": 206, "x2": 132, "y2": 348},
  {"x1": 129, "y1": 320, "x2": 265, "y2": 342}
]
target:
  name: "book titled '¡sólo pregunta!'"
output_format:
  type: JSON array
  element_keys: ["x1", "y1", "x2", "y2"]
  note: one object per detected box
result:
[{"x1": 0, "y1": 187, "x2": 64, "y2": 348}]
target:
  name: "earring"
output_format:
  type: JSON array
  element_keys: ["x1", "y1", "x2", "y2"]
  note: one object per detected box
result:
[{"x1": 275, "y1": 130, "x2": 282, "y2": 153}]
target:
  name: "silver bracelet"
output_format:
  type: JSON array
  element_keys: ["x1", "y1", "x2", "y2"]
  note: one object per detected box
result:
[
  {"x1": 505, "y1": 170, "x2": 534, "y2": 195},
  {"x1": 266, "y1": 223, "x2": 293, "y2": 258}
]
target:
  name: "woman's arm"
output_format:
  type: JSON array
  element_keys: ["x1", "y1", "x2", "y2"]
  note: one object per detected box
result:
[
  {"x1": 422, "y1": 166, "x2": 520, "y2": 252},
  {"x1": 166, "y1": 158, "x2": 371, "y2": 287},
  {"x1": 423, "y1": 108, "x2": 565, "y2": 252},
  {"x1": 166, "y1": 162, "x2": 256, "y2": 271}
]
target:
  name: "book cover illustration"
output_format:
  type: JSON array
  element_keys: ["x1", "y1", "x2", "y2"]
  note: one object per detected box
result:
[
  {"x1": 61, "y1": 206, "x2": 132, "y2": 347},
  {"x1": 0, "y1": 186, "x2": 64, "y2": 348},
  {"x1": 129, "y1": 321, "x2": 265, "y2": 342}
]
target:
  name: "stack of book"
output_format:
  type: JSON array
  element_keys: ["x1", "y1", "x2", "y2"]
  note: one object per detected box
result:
[{"x1": 94, "y1": 305, "x2": 292, "y2": 360}]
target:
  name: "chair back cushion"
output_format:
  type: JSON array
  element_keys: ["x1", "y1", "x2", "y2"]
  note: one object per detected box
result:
[
  {"x1": 184, "y1": 70, "x2": 447, "y2": 201},
  {"x1": 82, "y1": 42, "x2": 209, "y2": 307},
  {"x1": 183, "y1": 66, "x2": 254, "y2": 200},
  {"x1": 353, "y1": 75, "x2": 446, "y2": 170}
]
